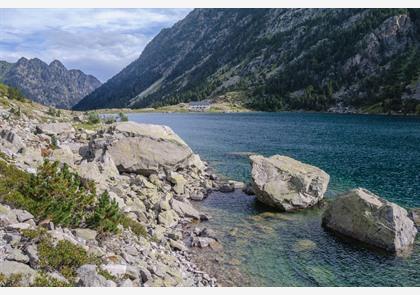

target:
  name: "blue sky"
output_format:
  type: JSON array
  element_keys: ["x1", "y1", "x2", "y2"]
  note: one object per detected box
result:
[{"x1": 0, "y1": 9, "x2": 192, "y2": 82}]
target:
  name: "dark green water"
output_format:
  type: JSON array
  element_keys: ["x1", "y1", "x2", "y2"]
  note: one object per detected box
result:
[{"x1": 129, "y1": 112, "x2": 420, "y2": 286}]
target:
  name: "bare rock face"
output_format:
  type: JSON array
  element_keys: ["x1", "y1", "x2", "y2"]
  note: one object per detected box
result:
[
  {"x1": 36, "y1": 122, "x2": 75, "y2": 135},
  {"x1": 104, "y1": 122, "x2": 201, "y2": 176},
  {"x1": 322, "y1": 188, "x2": 418, "y2": 253},
  {"x1": 0, "y1": 129, "x2": 26, "y2": 153},
  {"x1": 250, "y1": 155, "x2": 330, "y2": 211}
]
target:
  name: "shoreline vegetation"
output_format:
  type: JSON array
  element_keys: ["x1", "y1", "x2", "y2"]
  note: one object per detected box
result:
[{"x1": 96, "y1": 105, "x2": 420, "y2": 117}]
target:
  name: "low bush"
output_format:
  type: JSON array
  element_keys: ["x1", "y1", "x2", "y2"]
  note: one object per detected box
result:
[
  {"x1": 32, "y1": 272, "x2": 71, "y2": 287},
  {"x1": 87, "y1": 191, "x2": 122, "y2": 233},
  {"x1": 15, "y1": 161, "x2": 97, "y2": 227},
  {"x1": 38, "y1": 236, "x2": 99, "y2": 280},
  {"x1": 0, "y1": 273, "x2": 23, "y2": 287},
  {"x1": 121, "y1": 215, "x2": 147, "y2": 237},
  {"x1": 7, "y1": 86, "x2": 25, "y2": 102},
  {"x1": 118, "y1": 112, "x2": 128, "y2": 122},
  {"x1": 86, "y1": 112, "x2": 100, "y2": 124},
  {"x1": 97, "y1": 269, "x2": 116, "y2": 281},
  {"x1": 1, "y1": 159, "x2": 144, "y2": 236},
  {"x1": 47, "y1": 107, "x2": 61, "y2": 117}
]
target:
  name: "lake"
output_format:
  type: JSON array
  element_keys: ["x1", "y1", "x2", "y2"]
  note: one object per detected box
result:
[{"x1": 129, "y1": 112, "x2": 420, "y2": 286}]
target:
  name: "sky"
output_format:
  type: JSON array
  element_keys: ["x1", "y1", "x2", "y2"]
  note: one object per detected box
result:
[{"x1": 0, "y1": 9, "x2": 192, "y2": 82}]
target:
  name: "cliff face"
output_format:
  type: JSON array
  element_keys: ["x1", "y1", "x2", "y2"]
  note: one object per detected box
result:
[
  {"x1": 74, "y1": 9, "x2": 420, "y2": 113},
  {"x1": 0, "y1": 58, "x2": 101, "y2": 109}
]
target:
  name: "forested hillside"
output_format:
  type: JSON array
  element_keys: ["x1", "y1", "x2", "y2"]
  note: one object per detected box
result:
[{"x1": 74, "y1": 9, "x2": 420, "y2": 114}]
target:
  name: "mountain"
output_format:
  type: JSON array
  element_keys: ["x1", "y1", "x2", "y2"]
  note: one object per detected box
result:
[
  {"x1": 0, "y1": 58, "x2": 101, "y2": 109},
  {"x1": 74, "y1": 9, "x2": 420, "y2": 114}
]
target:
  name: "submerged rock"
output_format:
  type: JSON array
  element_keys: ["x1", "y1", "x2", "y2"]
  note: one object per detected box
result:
[
  {"x1": 250, "y1": 155, "x2": 330, "y2": 211},
  {"x1": 293, "y1": 239, "x2": 317, "y2": 252},
  {"x1": 322, "y1": 188, "x2": 418, "y2": 253}
]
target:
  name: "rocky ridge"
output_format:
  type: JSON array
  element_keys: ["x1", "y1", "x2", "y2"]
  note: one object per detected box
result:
[
  {"x1": 0, "y1": 94, "x2": 227, "y2": 286},
  {"x1": 0, "y1": 58, "x2": 101, "y2": 109}
]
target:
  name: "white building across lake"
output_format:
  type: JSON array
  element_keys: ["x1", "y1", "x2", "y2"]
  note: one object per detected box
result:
[{"x1": 188, "y1": 100, "x2": 212, "y2": 112}]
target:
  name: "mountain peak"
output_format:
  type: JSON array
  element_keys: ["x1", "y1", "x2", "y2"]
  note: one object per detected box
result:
[
  {"x1": 16, "y1": 57, "x2": 28, "y2": 64},
  {"x1": 1, "y1": 57, "x2": 101, "y2": 109},
  {"x1": 49, "y1": 59, "x2": 66, "y2": 69}
]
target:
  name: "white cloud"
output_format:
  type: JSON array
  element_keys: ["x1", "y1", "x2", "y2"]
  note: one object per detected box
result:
[{"x1": 0, "y1": 8, "x2": 192, "y2": 81}]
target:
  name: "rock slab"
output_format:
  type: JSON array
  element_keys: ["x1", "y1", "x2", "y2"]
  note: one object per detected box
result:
[{"x1": 322, "y1": 188, "x2": 418, "y2": 253}]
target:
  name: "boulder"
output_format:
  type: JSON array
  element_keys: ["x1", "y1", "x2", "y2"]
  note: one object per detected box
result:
[
  {"x1": 0, "y1": 261, "x2": 37, "y2": 286},
  {"x1": 409, "y1": 208, "x2": 420, "y2": 229},
  {"x1": 76, "y1": 264, "x2": 108, "y2": 287},
  {"x1": 101, "y1": 264, "x2": 127, "y2": 277},
  {"x1": 36, "y1": 122, "x2": 75, "y2": 135},
  {"x1": 6, "y1": 249, "x2": 30, "y2": 264},
  {"x1": 0, "y1": 129, "x2": 26, "y2": 153},
  {"x1": 171, "y1": 199, "x2": 200, "y2": 220},
  {"x1": 218, "y1": 182, "x2": 235, "y2": 193},
  {"x1": 158, "y1": 210, "x2": 179, "y2": 227},
  {"x1": 191, "y1": 237, "x2": 217, "y2": 248},
  {"x1": 0, "y1": 204, "x2": 18, "y2": 225},
  {"x1": 74, "y1": 228, "x2": 97, "y2": 241},
  {"x1": 169, "y1": 239, "x2": 188, "y2": 251},
  {"x1": 13, "y1": 209, "x2": 34, "y2": 223},
  {"x1": 50, "y1": 145, "x2": 75, "y2": 167},
  {"x1": 250, "y1": 155, "x2": 330, "y2": 211},
  {"x1": 106, "y1": 122, "x2": 199, "y2": 175},
  {"x1": 168, "y1": 172, "x2": 186, "y2": 195},
  {"x1": 322, "y1": 188, "x2": 418, "y2": 253}
]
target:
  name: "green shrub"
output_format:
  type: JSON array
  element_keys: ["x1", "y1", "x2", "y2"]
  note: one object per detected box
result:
[
  {"x1": 118, "y1": 112, "x2": 128, "y2": 122},
  {"x1": 1, "y1": 158, "x2": 146, "y2": 236},
  {"x1": 9, "y1": 106, "x2": 21, "y2": 117},
  {"x1": 97, "y1": 269, "x2": 116, "y2": 281},
  {"x1": 86, "y1": 112, "x2": 100, "y2": 124},
  {"x1": 87, "y1": 191, "x2": 122, "y2": 233},
  {"x1": 50, "y1": 135, "x2": 58, "y2": 149},
  {"x1": 21, "y1": 227, "x2": 47, "y2": 240},
  {"x1": 38, "y1": 237, "x2": 98, "y2": 280},
  {"x1": 0, "y1": 273, "x2": 23, "y2": 287},
  {"x1": 0, "y1": 83, "x2": 8, "y2": 97},
  {"x1": 15, "y1": 160, "x2": 96, "y2": 227},
  {"x1": 416, "y1": 104, "x2": 420, "y2": 115},
  {"x1": 121, "y1": 215, "x2": 147, "y2": 237},
  {"x1": 7, "y1": 86, "x2": 25, "y2": 102},
  {"x1": 47, "y1": 107, "x2": 61, "y2": 117},
  {"x1": 0, "y1": 158, "x2": 30, "y2": 199},
  {"x1": 32, "y1": 272, "x2": 71, "y2": 287}
]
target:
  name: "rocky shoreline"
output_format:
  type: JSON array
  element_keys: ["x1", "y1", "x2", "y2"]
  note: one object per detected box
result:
[
  {"x1": 1, "y1": 95, "x2": 419, "y2": 287},
  {"x1": 0, "y1": 97, "x2": 236, "y2": 287}
]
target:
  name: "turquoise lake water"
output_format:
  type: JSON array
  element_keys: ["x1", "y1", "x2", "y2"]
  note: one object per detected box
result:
[{"x1": 129, "y1": 112, "x2": 420, "y2": 286}]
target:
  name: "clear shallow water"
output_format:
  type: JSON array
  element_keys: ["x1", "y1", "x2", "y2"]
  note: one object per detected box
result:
[{"x1": 129, "y1": 112, "x2": 420, "y2": 286}]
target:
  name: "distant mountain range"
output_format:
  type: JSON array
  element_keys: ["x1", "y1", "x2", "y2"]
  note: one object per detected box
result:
[
  {"x1": 0, "y1": 58, "x2": 101, "y2": 109},
  {"x1": 74, "y1": 8, "x2": 420, "y2": 114}
]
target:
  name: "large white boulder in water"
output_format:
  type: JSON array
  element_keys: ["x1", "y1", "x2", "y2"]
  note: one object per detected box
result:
[
  {"x1": 250, "y1": 155, "x2": 330, "y2": 211},
  {"x1": 99, "y1": 122, "x2": 203, "y2": 176},
  {"x1": 322, "y1": 188, "x2": 418, "y2": 253}
]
